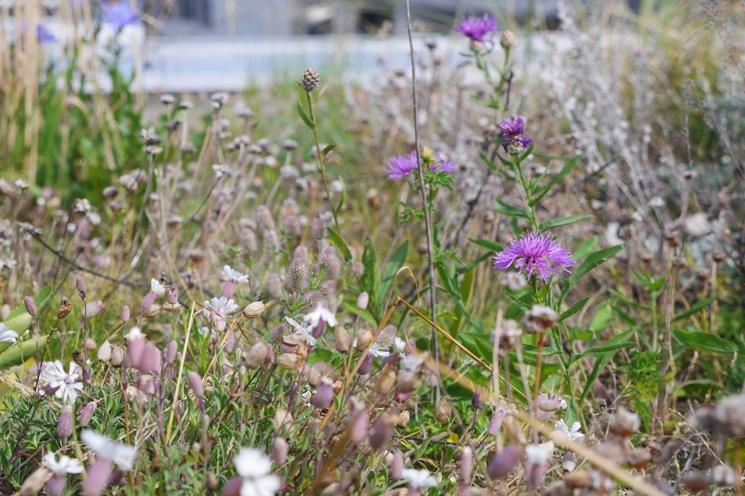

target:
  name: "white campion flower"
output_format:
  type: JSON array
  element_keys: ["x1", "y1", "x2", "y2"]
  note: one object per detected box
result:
[
  {"x1": 234, "y1": 448, "x2": 281, "y2": 496},
  {"x1": 401, "y1": 468, "x2": 438, "y2": 489},
  {"x1": 150, "y1": 278, "x2": 166, "y2": 297},
  {"x1": 0, "y1": 322, "x2": 19, "y2": 344},
  {"x1": 554, "y1": 419, "x2": 585, "y2": 442},
  {"x1": 203, "y1": 297, "x2": 239, "y2": 331},
  {"x1": 81, "y1": 430, "x2": 137, "y2": 471},
  {"x1": 39, "y1": 361, "x2": 84, "y2": 404},
  {"x1": 126, "y1": 326, "x2": 144, "y2": 341},
  {"x1": 222, "y1": 265, "x2": 249, "y2": 284},
  {"x1": 285, "y1": 317, "x2": 316, "y2": 346},
  {"x1": 303, "y1": 303, "x2": 337, "y2": 328},
  {"x1": 43, "y1": 452, "x2": 84, "y2": 475},
  {"x1": 525, "y1": 441, "x2": 555, "y2": 465}
]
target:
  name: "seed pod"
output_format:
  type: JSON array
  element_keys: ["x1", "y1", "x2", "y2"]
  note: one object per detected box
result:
[
  {"x1": 334, "y1": 326, "x2": 352, "y2": 352},
  {"x1": 164, "y1": 340, "x2": 178, "y2": 364},
  {"x1": 24, "y1": 296, "x2": 37, "y2": 317},
  {"x1": 276, "y1": 353, "x2": 301, "y2": 370},
  {"x1": 243, "y1": 301, "x2": 267, "y2": 318},
  {"x1": 609, "y1": 407, "x2": 640, "y2": 437},
  {"x1": 46, "y1": 475, "x2": 66, "y2": 496},
  {"x1": 460, "y1": 446, "x2": 473, "y2": 485},
  {"x1": 110, "y1": 345, "x2": 124, "y2": 367},
  {"x1": 272, "y1": 437, "x2": 288, "y2": 465},
  {"x1": 82, "y1": 458, "x2": 113, "y2": 496},
  {"x1": 78, "y1": 401, "x2": 96, "y2": 427},
  {"x1": 245, "y1": 342, "x2": 269, "y2": 369},
  {"x1": 389, "y1": 451, "x2": 404, "y2": 479},
  {"x1": 57, "y1": 297, "x2": 72, "y2": 319},
  {"x1": 488, "y1": 444, "x2": 522, "y2": 480},
  {"x1": 310, "y1": 378, "x2": 334, "y2": 410},
  {"x1": 356, "y1": 292, "x2": 369, "y2": 310},
  {"x1": 369, "y1": 415, "x2": 394, "y2": 451},
  {"x1": 57, "y1": 406, "x2": 73, "y2": 439},
  {"x1": 349, "y1": 409, "x2": 369, "y2": 444},
  {"x1": 187, "y1": 371, "x2": 204, "y2": 399},
  {"x1": 97, "y1": 341, "x2": 112, "y2": 362}
]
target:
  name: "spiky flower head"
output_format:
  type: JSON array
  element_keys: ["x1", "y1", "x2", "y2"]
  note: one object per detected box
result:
[
  {"x1": 498, "y1": 116, "x2": 533, "y2": 154},
  {"x1": 300, "y1": 68, "x2": 320, "y2": 92},
  {"x1": 456, "y1": 14, "x2": 498, "y2": 42},
  {"x1": 493, "y1": 233, "x2": 574, "y2": 282},
  {"x1": 387, "y1": 151, "x2": 457, "y2": 180}
]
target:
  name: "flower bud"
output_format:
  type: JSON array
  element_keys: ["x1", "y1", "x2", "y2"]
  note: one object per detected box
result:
[
  {"x1": 165, "y1": 340, "x2": 178, "y2": 364},
  {"x1": 310, "y1": 378, "x2": 334, "y2": 410},
  {"x1": 300, "y1": 68, "x2": 320, "y2": 92},
  {"x1": 140, "y1": 292, "x2": 157, "y2": 313},
  {"x1": 334, "y1": 326, "x2": 352, "y2": 352},
  {"x1": 357, "y1": 353, "x2": 373, "y2": 376},
  {"x1": 97, "y1": 341, "x2": 112, "y2": 362},
  {"x1": 75, "y1": 276, "x2": 86, "y2": 299},
  {"x1": 82, "y1": 458, "x2": 113, "y2": 496},
  {"x1": 57, "y1": 406, "x2": 73, "y2": 439},
  {"x1": 488, "y1": 444, "x2": 522, "y2": 480},
  {"x1": 24, "y1": 296, "x2": 37, "y2": 317},
  {"x1": 245, "y1": 342, "x2": 269, "y2": 368},
  {"x1": 121, "y1": 305, "x2": 130, "y2": 322},
  {"x1": 222, "y1": 476, "x2": 243, "y2": 496},
  {"x1": 500, "y1": 30, "x2": 515, "y2": 49},
  {"x1": 46, "y1": 475, "x2": 66, "y2": 496},
  {"x1": 167, "y1": 285, "x2": 179, "y2": 305},
  {"x1": 110, "y1": 345, "x2": 124, "y2": 367},
  {"x1": 356, "y1": 292, "x2": 369, "y2": 310},
  {"x1": 435, "y1": 399, "x2": 452, "y2": 422},
  {"x1": 243, "y1": 301, "x2": 267, "y2": 318},
  {"x1": 460, "y1": 446, "x2": 473, "y2": 485},
  {"x1": 389, "y1": 451, "x2": 404, "y2": 479},
  {"x1": 369, "y1": 415, "x2": 394, "y2": 451},
  {"x1": 84, "y1": 338, "x2": 97, "y2": 352},
  {"x1": 187, "y1": 371, "x2": 204, "y2": 399},
  {"x1": 349, "y1": 408, "x2": 369, "y2": 444},
  {"x1": 138, "y1": 343, "x2": 162, "y2": 374},
  {"x1": 272, "y1": 437, "x2": 288, "y2": 465},
  {"x1": 78, "y1": 401, "x2": 96, "y2": 427}
]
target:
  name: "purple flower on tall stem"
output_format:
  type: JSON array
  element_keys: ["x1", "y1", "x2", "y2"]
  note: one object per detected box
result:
[
  {"x1": 102, "y1": 2, "x2": 140, "y2": 31},
  {"x1": 493, "y1": 233, "x2": 574, "y2": 282},
  {"x1": 387, "y1": 151, "x2": 457, "y2": 180},
  {"x1": 36, "y1": 24, "x2": 56, "y2": 43},
  {"x1": 456, "y1": 14, "x2": 498, "y2": 42},
  {"x1": 498, "y1": 116, "x2": 533, "y2": 154}
]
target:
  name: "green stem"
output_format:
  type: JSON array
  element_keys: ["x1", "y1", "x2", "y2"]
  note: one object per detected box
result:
[{"x1": 305, "y1": 90, "x2": 339, "y2": 228}]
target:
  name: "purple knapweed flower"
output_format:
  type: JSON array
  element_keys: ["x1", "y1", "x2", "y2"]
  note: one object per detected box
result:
[
  {"x1": 456, "y1": 14, "x2": 498, "y2": 42},
  {"x1": 493, "y1": 233, "x2": 574, "y2": 282},
  {"x1": 36, "y1": 24, "x2": 56, "y2": 44},
  {"x1": 387, "y1": 152, "x2": 457, "y2": 180},
  {"x1": 498, "y1": 116, "x2": 533, "y2": 154},
  {"x1": 102, "y1": 2, "x2": 140, "y2": 31}
]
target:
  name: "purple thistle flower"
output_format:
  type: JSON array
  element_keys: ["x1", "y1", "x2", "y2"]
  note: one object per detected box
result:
[
  {"x1": 493, "y1": 233, "x2": 574, "y2": 282},
  {"x1": 36, "y1": 24, "x2": 56, "y2": 44},
  {"x1": 456, "y1": 14, "x2": 498, "y2": 43},
  {"x1": 387, "y1": 152, "x2": 418, "y2": 180},
  {"x1": 102, "y1": 2, "x2": 140, "y2": 31},
  {"x1": 387, "y1": 152, "x2": 457, "y2": 180},
  {"x1": 498, "y1": 116, "x2": 533, "y2": 154}
]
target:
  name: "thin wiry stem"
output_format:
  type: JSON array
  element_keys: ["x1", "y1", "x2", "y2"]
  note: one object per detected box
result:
[
  {"x1": 404, "y1": 0, "x2": 440, "y2": 402},
  {"x1": 305, "y1": 90, "x2": 339, "y2": 228}
]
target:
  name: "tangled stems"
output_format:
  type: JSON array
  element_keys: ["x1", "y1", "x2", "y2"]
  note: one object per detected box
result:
[{"x1": 304, "y1": 89, "x2": 339, "y2": 229}]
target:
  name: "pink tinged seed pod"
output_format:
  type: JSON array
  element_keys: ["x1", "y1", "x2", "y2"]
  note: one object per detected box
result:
[
  {"x1": 524, "y1": 442, "x2": 554, "y2": 488},
  {"x1": 24, "y1": 296, "x2": 37, "y2": 317},
  {"x1": 349, "y1": 409, "x2": 369, "y2": 444},
  {"x1": 121, "y1": 305, "x2": 130, "y2": 322},
  {"x1": 222, "y1": 280, "x2": 237, "y2": 298},
  {"x1": 75, "y1": 276, "x2": 87, "y2": 298},
  {"x1": 138, "y1": 343, "x2": 162, "y2": 374},
  {"x1": 389, "y1": 451, "x2": 404, "y2": 479},
  {"x1": 310, "y1": 379, "x2": 334, "y2": 410},
  {"x1": 57, "y1": 406, "x2": 73, "y2": 439},
  {"x1": 187, "y1": 371, "x2": 204, "y2": 399},
  {"x1": 221, "y1": 476, "x2": 243, "y2": 496},
  {"x1": 357, "y1": 353, "x2": 373, "y2": 376},
  {"x1": 369, "y1": 416, "x2": 393, "y2": 451},
  {"x1": 140, "y1": 292, "x2": 157, "y2": 313},
  {"x1": 488, "y1": 444, "x2": 522, "y2": 480},
  {"x1": 272, "y1": 437, "x2": 288, "y2": 465},
  {"x1": 167, "y1": 285, "x2": 179, "y2": 304},
  {"x1": 82, "y1": 458, "x2": 113, "y2": 496},
  {"x1": 356, "y1": 292, "x2": 369, "y2": 310},
  {"x1": 460, "y1": 446, "x2": 473, "y2": 485},
  {"x1": 126, "y1": 338, "x2": 145, "y2": 370},
  {"x1": 165, "y1": 340, "x2": 178, "y2": 364},
  {"x1": 78, "y1": 401, "x2": 96, "y2": 426},
  {"x1": 46, "y1": 475, "x2": 66, "y2": 496}
]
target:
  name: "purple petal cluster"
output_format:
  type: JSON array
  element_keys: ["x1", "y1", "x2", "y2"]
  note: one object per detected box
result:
[
  {"x1": 456, "y1": 14, "x2": 498, "y2": 43},
  {"x1": 387, "y1": 152, "x2": 457, "y2": 180},
  {"x1": 102, "y1": 2, "x2": 140, "y2": 31},
  {"x1": 493, "y1": 233, "x2": 574, "y2": 282},
  {"x1": 498, "y1": 116, "x2": 533, "y2": 154},
  {"x1": 36, "y1": 24, "x2": 56, "y2": 44}
]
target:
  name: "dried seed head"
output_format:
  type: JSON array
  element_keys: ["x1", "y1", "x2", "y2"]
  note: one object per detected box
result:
[
  {"x1": 97, "y1": 341, "x2": 112, "y2": 362},
  {"x1": 609, "y1": 407, "x2": 641, "y2": 437},
  {"x1": 245, "y1": 342, "x2": 270, "y2": 369},
  {"x1": 300, "y1": 68, "x2": 320, "y2": 92},
  {"x1": 57, "y1": 297, "x2": 72, "y2": 319},
  {"x1": 500, "y1": 30, "x2": 515, "y2": 49},
  {"x1": 243, "y1": 301, "x2": 267, "y2": 318},
  {"x1": 334, "y1": 326, "x2": 352, "y2": 352},
  {"x1": 524, "y1": 305, "x2": 558, "y2": 333}
]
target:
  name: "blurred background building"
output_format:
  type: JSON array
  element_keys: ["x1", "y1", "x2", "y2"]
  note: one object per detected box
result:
[{"x1": 164, "y1": 0, "x2": 564, "y2": 36}]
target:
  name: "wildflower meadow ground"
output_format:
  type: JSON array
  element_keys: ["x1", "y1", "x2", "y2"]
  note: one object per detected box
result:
[{"x1": 1, "y1": 1, "x2": 745, "y2": 495}]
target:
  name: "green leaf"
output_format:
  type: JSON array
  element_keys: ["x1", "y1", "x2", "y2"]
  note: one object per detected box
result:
[
  {"x1": 381, "y1": 241, "x2": 409, "y2": 300},
  {"x1": 0, "y1": 336, "x2": 48, "y2": 369},
  {"x1": 3, "y1": 313, "x2": 32, "y2": 334},
  {"x1": 326, "y1": 227, "x2": 352, "y2": 261},
  {"x1": 560, "y1": 297, "x2": 589, "y2": 322},
  {"x1": 494, "y1": 199, "x2": 530, "y2": 219},
  {"x1": 469, "y1": 238, "x2": 502, "y2": 252},
  {"x1": 672, "y1": 297, "x2": 714, "y2": 322},
  {"x1": 573, "y1": 329, "x2": 634, "y2": 361},
  {"x1": 321, "y1": 144, "x2": 337, "y2": 156},
  {"x1": 360, "y1": 239, "x2": 380, "y2": 321},
  {"x1": 296, "y1": 101, "x2": 314, "y2": 129},
  {"x1": 563, "y1": 245, "x2": 623, "y2": 295},
  {"x1": 539, "y1": 215, "x2": 592, "y2": 232},
  {"x1": 588, "y1": 303, "x2": 613, "y2": 333},
  {"x1": 673, "y1": 330, "x2": 738, "y2": 354},
  {"x1": 529, "y1": 155, "x2": 579, "y2": 206}
]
